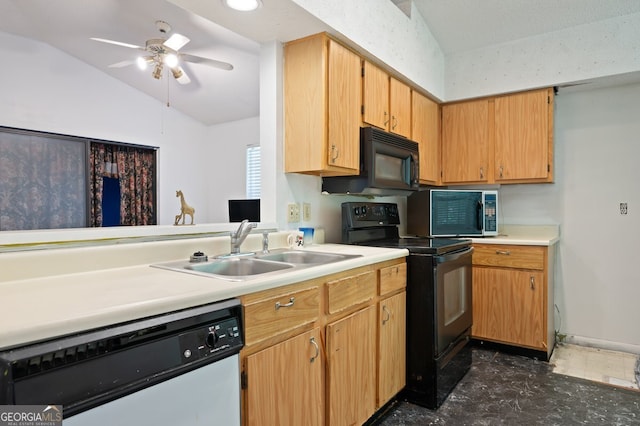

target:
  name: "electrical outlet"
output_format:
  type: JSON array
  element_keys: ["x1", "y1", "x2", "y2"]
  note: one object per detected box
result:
[
  {"x1": 620, "y1": 202, "x2": 628, "y2": 215},
  {"x1": 303, "y1": 203, "x2": 311, "y2": 221},
  {"x1": 287, "y1": 203, "x2": 300, "y2": 222}
]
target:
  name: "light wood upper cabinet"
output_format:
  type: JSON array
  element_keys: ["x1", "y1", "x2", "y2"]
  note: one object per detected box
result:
[
  {"x1": 441, "y1": 87, "x2": 554, "y2": 185},
  {"x1": 494, "y1": 88, "x2": 554, "y2": 183},
  {"x1": 245, "y1": 328, "x2": 324, "y2": 426},
  {"x1": 362, "y1": 61, "x2": 411, "y2": 138},
  {"x1": 362, "y1": 60, "x2": 389, "y2": 131},
  {"x1": 411, "y1": 91, "x2": 440, "y2": 185},
  {"x1": 284, "y1": 33, "x2": 361, "y2": 175},
  {"x1": 441, "y1": 99, "x2": 490, "y2": 184},
  {"x1": 472, "y1": 243, "x2": 555, "y2": 359},
  {"x1": 389, "y1": 77, "x2": 411, "y2": 137}
]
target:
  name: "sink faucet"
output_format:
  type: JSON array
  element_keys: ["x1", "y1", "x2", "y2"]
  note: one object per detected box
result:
[{"x1": 230, "y1": 219, "x2": 256, "y2": 255}]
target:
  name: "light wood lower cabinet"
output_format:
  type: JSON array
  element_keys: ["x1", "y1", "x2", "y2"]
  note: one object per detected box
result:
[
  {"x1": 472, "y1": 244, "x2": 555, "y2": 359},
  {"x1": 244, "y1": 328, "x2": 324, "y2": 426},
  {"x1": 240, "y1": 258, "x2": 407, "y2": 426},
  {"x1": 378, "y1": 291, "x2": 406, "y2": 405},
  {"x1": 327, "y1": 306, "x2": 377, "y2": 426}
]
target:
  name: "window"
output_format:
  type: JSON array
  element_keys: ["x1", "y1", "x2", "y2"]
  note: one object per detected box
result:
[
  {"x1": 246, "y1": 145, "x2": 261, "y2": 199},
  {"x1": 0, "y1": 126, "x2": 157, "y2": 231}
]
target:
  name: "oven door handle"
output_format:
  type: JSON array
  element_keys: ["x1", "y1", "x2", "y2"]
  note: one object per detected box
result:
[{"x1": 435, "y1": 247, "x2": 474, "y2": 264}]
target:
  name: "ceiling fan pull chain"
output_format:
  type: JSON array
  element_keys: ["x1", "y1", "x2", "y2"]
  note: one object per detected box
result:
[{"x1": 166, "y1": 71, "x2": 171, "y2": 108}]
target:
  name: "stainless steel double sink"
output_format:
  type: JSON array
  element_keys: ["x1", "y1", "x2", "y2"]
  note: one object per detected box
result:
[{"x1": 151, "y1": 249, "x2": 361, "y2": 281}]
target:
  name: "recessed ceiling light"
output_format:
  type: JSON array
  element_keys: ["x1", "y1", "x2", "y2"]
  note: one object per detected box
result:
[{"x1": 223, "y1": 0, "x2": 262, "y2": 12}]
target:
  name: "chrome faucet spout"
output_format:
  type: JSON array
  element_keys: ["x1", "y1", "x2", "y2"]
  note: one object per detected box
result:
[{"x1": 230, "y1": 219, "x2": 256, "y2": 254}]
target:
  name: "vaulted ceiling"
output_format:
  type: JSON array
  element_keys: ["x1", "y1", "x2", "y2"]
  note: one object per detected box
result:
[{"x1": 1, "y1": 0, "x2": 638, "y2": 125}]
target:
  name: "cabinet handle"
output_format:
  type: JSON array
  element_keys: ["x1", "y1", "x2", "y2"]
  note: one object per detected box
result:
[
  {"x1": 275, "y1": 297, "x2": 295, "y2": 310},
  {"x1": 480, "y1": 167, "x2": 484, "y2": 179},
  {"x1": 382, "y1": 305, "x2": 391, "y2": 325},
  {"x1": 330, "y1": 144, "x2": 339, "y2": 163},
  {"x1": 310, "y1": 337, "x2": 319, "y2": 363},
  {"x1": 530, "y1": 276, "x2": 535, "y2": 290},
  {"x1": 499, "y1": 165, "x2": 504, "y2": 179},
  {"x1": 495, "y1": 250, "x2": 511, "y2": 255},
  {"x1": 391, "y1": 115, "x2": 398, "y2": 130},
  {"x1": 383, "y1": 111, "x2": 389, "y2": 126}
]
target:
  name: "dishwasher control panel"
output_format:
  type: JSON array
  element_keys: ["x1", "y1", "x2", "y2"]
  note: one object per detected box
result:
[{"x1": 179, "y1": 317, "x2": 243, "y2": 364}]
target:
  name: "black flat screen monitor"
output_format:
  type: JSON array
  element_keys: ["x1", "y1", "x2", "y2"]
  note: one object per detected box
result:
[{"x1": 228, "y1": 199, "x2": 260, "y2": 223}]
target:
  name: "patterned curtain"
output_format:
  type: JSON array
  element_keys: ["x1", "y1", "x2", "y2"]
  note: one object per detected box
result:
[
  {"x1": 89, "y1": 143, "x2": 107, "y2": 227},
  {"x1": 89, "y1": 143, "x2": 155, "y2": 227},
  {"x1": 116, "y1": 146, "x2": 155, "y2": 226},
  {"x1": 0, "y1": 132, "x2": 86, "y2": 230}
]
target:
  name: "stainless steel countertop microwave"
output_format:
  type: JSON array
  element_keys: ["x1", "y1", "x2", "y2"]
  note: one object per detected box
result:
[{"x1": 407, "y1": 189, "x2": 499, "y2": 237}]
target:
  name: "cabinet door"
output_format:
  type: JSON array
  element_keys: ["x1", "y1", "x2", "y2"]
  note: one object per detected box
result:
[
  {"x1": 411, "y1": 91, "x2": 440, "y2": 184},
  {"x1": 362, "y1": 60, "x2": 389, "y2": 130},
  {"x1": 441, "y1": 99, "x2": 490, "y2": 184},
  {"x1": 495, "y1": 88, "x2": 552, "y2": 182},
  {"x1": 473, "y1": 267, "x2": 545, "y2": 349},
  {"x1": 327, "y1": 306, "x2": 376, "y2": 426},
  {"x1": 245, "y1": 328, "x2": 324, "y2": 426},
  {"x1": 327, "y1": 39, "x2": 362, "y2": 170},
  {"x1": 389, "y1": 77, "x2": 411, "y2": 138},
  {"x1": 284, "y1": 34, "x2": 360, "y2": 175},
  {"x1": 378, "y1": 291, "x2": 406, "y2": 407}
]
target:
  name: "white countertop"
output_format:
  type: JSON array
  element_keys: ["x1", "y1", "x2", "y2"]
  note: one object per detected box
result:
[
  {"x1": 0, "y1": 236, "x2": 407, "y2": 350},
  {"x1": 469, "y1": 225, "x2": 559, "y2": 246}
]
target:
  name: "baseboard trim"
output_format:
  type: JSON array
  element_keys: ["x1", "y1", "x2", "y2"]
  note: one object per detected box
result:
[
  {"x1": 471, "y1": 339, "x2": 551, "y2": 361},
  {"x1": 564, "y1": 335, "x2": 640, "y2": 355}
]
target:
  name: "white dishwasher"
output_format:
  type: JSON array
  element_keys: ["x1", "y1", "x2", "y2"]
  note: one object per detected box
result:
[{"x1": 0, "y1": 298, "x2": 243, "y2": 425}]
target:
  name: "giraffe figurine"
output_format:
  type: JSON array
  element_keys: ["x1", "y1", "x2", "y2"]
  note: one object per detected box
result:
[{"x1": 174, "y1": 190, "x2": 195, "y2": 225}]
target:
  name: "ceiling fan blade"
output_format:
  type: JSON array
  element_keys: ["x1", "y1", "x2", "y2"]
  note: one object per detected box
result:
[
  {"x1": 109, "y1": 59, "x2": 137, "y2": 68},
  {"x1": 164, "y1": 33, "x2": 190, "y2": 51},
  {"x1": 181, "y1": 53, "x2": 233, "y2": 71},
  {"x1": 90, "y1": 37, "x2": 144, "y2": 50},
  {"x1": 170, "y1": 65, "x2": 191, "y2": 85}
]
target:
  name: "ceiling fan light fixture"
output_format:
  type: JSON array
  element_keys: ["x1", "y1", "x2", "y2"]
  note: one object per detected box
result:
[
  {"x1": 152, "y1": 63, "x2": 163, "y2": 79},
  {"x1": 136, "y1": 56, "x2": 149, "y2": 70},
  {"x1": 223, "y1": 0, "x2": 262, "y2": 12},
  {"x1": 163, "y1": 53, "x2": 179, "y2": 68}
]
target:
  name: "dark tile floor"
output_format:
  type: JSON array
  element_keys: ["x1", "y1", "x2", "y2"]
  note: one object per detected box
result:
[{"x1": 378, "y1": 348, "x2": 640, "y2": 425}]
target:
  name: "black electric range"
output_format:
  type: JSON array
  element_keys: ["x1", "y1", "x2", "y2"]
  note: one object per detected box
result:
[{"x1": 342, "y1": 201, "x2": 474, "y2": 409}]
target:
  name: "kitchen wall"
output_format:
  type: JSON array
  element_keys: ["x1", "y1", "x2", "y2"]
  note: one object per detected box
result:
[
  {"x1": 0, "y1": 31, "x2": 250, "y2": 225},
  {"x1": 206, "y1": 116, "x2": 260, "y2": 222}
]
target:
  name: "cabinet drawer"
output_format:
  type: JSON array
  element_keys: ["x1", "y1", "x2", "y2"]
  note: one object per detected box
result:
[
  {"x1": 326, "y1": 271, "x2": 376, "y2": 315},
  {"x1": 379, "y1": 263, "x2": 407, "y2": 295},
  {"x1": 473, "y1": 244, "x2": 545, "y2": 270},
  {"x1": 244, "y1": 287, "x2": 319, "y2": 346}
]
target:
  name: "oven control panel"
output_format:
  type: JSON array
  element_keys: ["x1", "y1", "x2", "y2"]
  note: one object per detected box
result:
[{"x1": 342, "y1": 202, "x2": 400, "y2": 228}]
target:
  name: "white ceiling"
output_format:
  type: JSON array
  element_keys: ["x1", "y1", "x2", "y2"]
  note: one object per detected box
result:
[{"x1": 1, "y1": 0, "x2": 639, "y2": 125}]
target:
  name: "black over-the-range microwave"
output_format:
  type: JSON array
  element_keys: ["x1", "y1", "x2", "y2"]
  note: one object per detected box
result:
[{"x1": 321, "y1": 127, "x2": 419, "y2": 196}]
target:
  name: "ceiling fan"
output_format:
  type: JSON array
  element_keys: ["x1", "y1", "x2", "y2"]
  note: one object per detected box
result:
[{"x1": 91, "y1": 20, "x2": 233, "y2": 85}]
